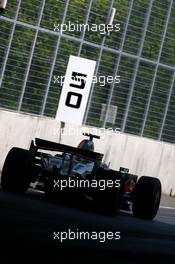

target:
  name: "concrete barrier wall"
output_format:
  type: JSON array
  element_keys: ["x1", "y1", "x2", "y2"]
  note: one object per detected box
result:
[{"x1": 0, "y1": 110, "x2": 174, "y2": 196}]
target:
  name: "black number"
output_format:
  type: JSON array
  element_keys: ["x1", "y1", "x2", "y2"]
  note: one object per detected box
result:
[
  {"x1": 70, "y1": 72, "x2": 87, "y2": 89},
  {"x1": 65, "y1": 92, "x2": 82, "y2": 109}
]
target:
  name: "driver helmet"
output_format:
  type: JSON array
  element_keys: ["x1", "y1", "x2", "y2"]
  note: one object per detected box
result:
[{"x1": 77, "y1": 139, "x2": 94, "y2": 152}]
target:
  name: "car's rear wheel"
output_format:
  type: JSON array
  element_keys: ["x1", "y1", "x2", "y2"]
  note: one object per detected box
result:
[
  {"x1": 94, "y1": 169, "x2": 121, "y2": 215},
  {"x1": 1, "y1": 147, "x2": 31, "y2": 194},
  {"x1": 132, "y1": 176, "x2": 161, "y2": 220}
]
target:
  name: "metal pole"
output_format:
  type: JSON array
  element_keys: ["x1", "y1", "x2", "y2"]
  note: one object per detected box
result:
[
  {"x1": 17, "y1": 0, "x2": 46, "y2": 111},
  {"x1": 83, "y1": 0, "x2": 114, "y2": 124},
  {"x1": 158, "y1": 70, "x2": 175, "y2": 140},
  {"x1": 103, "y1": 0, "x2": 134, "y2": 128},
  {"x1": 0, "y1": 0, "x2": 21, "y2": 89},
  {"x1": 141, "y1": 0, "x2": 173, "y2": 136},
  {"x1": 122, "y1": 0, "x2": 154, "y2": 132},
  {"x1": 40, "y1": 0, "x2": 70, "y2": 115},
  {"x1": 77, "y1": 0, "x2": 93, "y2": 57}
]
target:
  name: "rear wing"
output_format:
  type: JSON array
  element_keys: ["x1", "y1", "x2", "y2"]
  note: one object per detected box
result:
[{"x1": 33, "y1": 138, "x2": 103, "y2": 162}]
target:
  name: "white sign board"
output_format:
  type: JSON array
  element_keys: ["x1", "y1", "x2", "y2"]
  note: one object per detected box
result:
[
  {"x1": 56, "y1": 55, "x2": 96, "y2": 125},
  {"x1": 0, "y1": 0, "x2": 7, "y2": 9}
]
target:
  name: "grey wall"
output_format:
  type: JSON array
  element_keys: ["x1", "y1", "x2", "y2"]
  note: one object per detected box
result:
[{"x1": 0, "y1": 110, "x2": 174, "y2": 196}]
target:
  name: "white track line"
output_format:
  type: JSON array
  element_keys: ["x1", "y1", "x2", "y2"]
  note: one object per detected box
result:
[{"x1": 160, "y1": 206, "x2": 175, "y2": 210}]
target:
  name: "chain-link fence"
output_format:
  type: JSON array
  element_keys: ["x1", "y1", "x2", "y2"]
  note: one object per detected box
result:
[{"x1": 0, "y1": 0, "x2": 175, "y2": 143}]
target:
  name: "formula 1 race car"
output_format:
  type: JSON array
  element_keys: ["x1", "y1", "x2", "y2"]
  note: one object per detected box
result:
[{"x1": 0, "y1": 133, "x2": 161, "y2": 220}]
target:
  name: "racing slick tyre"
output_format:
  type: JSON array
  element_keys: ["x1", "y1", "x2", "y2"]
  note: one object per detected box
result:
[
  {"x1": 94, "y1": 169, "x2": 121, "y2": 215},
  {"x1": 132, "y1": 176, "x2": 161, "y2": 220},
  {"x1": 1, "y1": 147, "x2": 31, "y2": 194}
]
